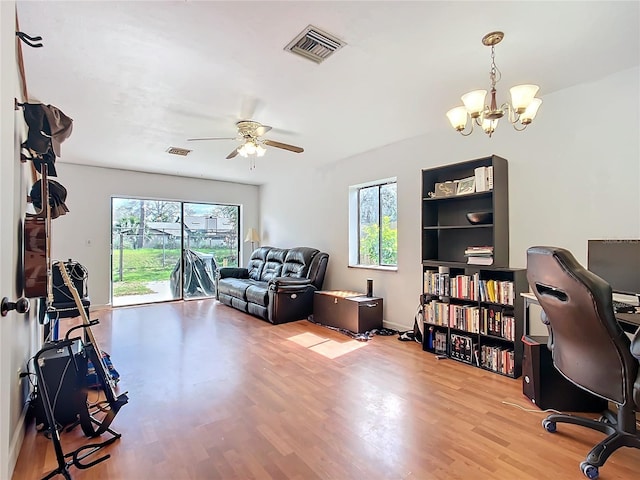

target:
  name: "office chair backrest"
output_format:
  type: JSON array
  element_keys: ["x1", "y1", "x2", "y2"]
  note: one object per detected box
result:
[{"x1": 526, "y1": 246, "x2": 637, "y2": 406}]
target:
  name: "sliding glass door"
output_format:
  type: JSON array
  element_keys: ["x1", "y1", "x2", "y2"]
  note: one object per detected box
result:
[
  {"x1": 111, "y1": 198, "x2": 239, "y2": 306},
  {"x1": 182, "y1": 202, "x2": 239, "y2": 300}
]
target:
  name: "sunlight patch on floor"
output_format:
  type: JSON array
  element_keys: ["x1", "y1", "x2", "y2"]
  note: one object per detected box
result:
[
  {"x1": 287, "y1": 332, "x2": 367, "y2": 359},
  {"x1": 288, "y1": 332, "x2": 329, "y2": 348}
]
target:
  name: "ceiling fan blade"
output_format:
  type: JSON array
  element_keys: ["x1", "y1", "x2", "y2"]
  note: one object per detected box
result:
[
  {"x1": 263, "y1": 139, "x2": 304, "y2": 153},
  {"x1": 226, "y1": 148, "x2": 240, "y2": 159},
  {"x1": 239, "y1": 96, "x2": 261, "y2": 120},
  {"x1": 187, "y1": 136, "x2": 237, "y2": 142},
  {"x1": 255, "y1": 125, "x2": 272, "y2": 136}
]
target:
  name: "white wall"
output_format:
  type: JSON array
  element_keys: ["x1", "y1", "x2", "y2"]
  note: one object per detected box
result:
[
  {"x1": 50, "y1": 163, "x2": 260, "y2": 306},
  {"x1": 260, "y1": 67, "x2": 640, "y2": 331},
  {"x1": 1, "y1": 1, "x2": 45, "y2": 476}
]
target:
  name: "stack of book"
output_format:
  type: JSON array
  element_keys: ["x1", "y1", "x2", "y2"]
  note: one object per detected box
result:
[
  {"x1": 465, "y1": 246, "x2": 494, "y2": 265},
  {"x1": 473, "y1": 166, "x2": 494, "y2": 192}
]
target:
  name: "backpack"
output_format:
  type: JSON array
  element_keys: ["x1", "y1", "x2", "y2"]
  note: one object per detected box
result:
[
  {"x1": 413, "y1": 304, "x2": 424, "y2": 343},
  {"x1": 398, "y1": 305, "x2": 424, "y2": 343}
]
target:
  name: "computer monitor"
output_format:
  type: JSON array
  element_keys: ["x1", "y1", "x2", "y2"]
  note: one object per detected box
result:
[{"x1": 587, "y1": 239, "x2": 640, "y2": 296}]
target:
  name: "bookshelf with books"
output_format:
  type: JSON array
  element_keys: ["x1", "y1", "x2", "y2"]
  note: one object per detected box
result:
[
  {"x1": 421, "y1": 263, "x2": 527, "y2": 378},
  {"x1": 421, "y1": 155, "x2": 509, "y2": 266}
]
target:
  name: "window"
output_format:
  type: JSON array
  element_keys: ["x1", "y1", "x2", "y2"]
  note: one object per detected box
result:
[{"x1": 349, "y1": 179, "x2": 397, "y2": 268}]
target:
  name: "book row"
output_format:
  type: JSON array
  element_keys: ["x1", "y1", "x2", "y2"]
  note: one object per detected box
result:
[
  {"x1": 423, "y1": 270, "x2": 515, "y2": 305},
  {"x1": 423, "y1": 301, "x2": 516, "y2": 341},
  {"x1": 423, "y1": 329, "x2": 517, "y2": 377},
  {"x1": 480, "y1": 345, "x2": 515, "y2": 376},
  {"x1": 479, "y1": 279, "x2": 514, "y2": 305}
]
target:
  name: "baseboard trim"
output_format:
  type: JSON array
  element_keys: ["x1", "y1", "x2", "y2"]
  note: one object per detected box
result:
[
  {"x1": 8, "y1": 402, "x2": 29, "y2": 479},
  {"x1": 89, "y1": 304, "x2": 111, "y2": 312},
  {"x1": 383, "y1": 320, "x2": 412, "y2": 332}
]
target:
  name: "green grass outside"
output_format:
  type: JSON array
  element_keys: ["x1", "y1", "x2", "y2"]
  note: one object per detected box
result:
[
  {"x1": 112, "y1": 248, "x2": 181, "y2": 282},
  {"x1": 111, "y1": 247, "x2": 238, "y2": 285},
  {"x1": 113, "y1": 282, "x2": 155, "y2": 296}
]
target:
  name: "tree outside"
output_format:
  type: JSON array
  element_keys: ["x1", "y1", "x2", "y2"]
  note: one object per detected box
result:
[
  {"x1": 359, "y1": 182, "x2": 397, "y2": 266},
  {"x1": 111, "y1": 198, "x2": 240, "y2": 301}
]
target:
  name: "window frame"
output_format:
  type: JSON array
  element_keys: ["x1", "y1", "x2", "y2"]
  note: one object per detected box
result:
[{"x1": 349, "y1": 177, "x2": 397, "y2": 270}]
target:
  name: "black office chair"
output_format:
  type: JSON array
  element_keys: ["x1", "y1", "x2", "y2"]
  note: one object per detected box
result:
[{"x1": 526, "y1": 246, "x2": 640, "y2": 479}]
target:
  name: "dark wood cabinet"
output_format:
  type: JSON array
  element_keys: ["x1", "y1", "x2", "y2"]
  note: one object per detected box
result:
[
  {"x1": 421, "y1": 155, "x2": 509, "y2": 267},
  {"x1": 313, "y1": 291, "x2": 383, "y2": 333}
]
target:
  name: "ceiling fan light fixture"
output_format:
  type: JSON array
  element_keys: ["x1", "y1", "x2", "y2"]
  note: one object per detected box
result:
[
  {"x1": 187, "y1": 119, "x2": 303, "y2": 163},
  {"x1": 244, "y1": 140, "x2": 257, "y2": 155},
  {"x1": 237, "y1": 143, "x2": 249, "y2": 157}
]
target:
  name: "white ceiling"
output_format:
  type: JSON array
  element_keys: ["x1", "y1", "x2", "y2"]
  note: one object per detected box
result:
[{"x1": 16, "y1": 1, "x2": 639, "y2": 186}]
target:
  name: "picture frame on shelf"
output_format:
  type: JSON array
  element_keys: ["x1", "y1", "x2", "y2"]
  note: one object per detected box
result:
[
  {"x1": 434, "y1": 181, "x2": 457, "y2": 197},
  {"x1": 456, "y1": 176, "x2": 476, "y2": 195}
]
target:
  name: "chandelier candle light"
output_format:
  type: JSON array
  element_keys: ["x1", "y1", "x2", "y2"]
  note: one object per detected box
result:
[{"x1": 446, "y1": 31, "x2": 542, "y2": 137}]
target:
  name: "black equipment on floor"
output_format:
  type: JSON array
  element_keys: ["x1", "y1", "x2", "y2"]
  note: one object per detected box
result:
[
  {"x1": 39, "y1": 260, "x2": 90, "y2": 342},
  {"x1": 522, "y1": 335, "x2": 608, "y2": 412},
  {"x1": 33, "y1": 339, "x2": 87, "y2": 429},
  {"x1": 33, "y1": 322, "x2": 126, "y2": 480}
]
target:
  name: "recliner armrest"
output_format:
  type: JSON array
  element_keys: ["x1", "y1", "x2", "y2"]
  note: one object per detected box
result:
[
  {"x1": 268, "y1": 277, "x2": 313, "y2": 292},
  {"x1": 218, "y1": 267, "x2": 249, "y2": 279}
]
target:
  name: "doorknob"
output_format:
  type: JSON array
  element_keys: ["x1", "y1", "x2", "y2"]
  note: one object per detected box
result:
[{"x1": 1, "y1": 297, "x2": 30, "y2": 317}]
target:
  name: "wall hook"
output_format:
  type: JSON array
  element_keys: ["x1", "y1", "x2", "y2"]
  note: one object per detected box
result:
[{"x1": 16, "y1": 31, "x2": 43, "y2": 48}]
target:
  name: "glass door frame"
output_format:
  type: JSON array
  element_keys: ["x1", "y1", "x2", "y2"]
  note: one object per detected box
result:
[{"x1": 110, "y1": 196, "x2": 240, "y2": 307}]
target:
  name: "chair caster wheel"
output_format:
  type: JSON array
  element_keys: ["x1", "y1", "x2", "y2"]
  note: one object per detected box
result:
[
  {"x1": 580, "y1": 461, "x2": 599, "y2": 479},
  {"x1": 542, "y1": 419, "x2": 557, "y2": 433}
]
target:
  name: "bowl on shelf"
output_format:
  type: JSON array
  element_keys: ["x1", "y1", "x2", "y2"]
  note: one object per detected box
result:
[{"x1": 465, "y1": 211, "x2": 493, "y2": 225}]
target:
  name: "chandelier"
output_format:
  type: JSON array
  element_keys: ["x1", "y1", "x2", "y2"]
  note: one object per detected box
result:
[{"x1": 446, "y1": 31, "x2": 542, "y2": 137}]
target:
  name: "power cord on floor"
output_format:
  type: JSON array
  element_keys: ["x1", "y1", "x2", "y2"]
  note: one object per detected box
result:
[
  {"x1": 501, "y1": 400, "x2": 562, "y2": 415},
  {"x1": 502, "y1": 401, "x2": 640, "y2": 427}
]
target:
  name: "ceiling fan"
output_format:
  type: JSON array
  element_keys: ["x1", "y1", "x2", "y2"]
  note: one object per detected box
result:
[{"x1": 187, "y1": 120, "x2": 304, "y2": 160}]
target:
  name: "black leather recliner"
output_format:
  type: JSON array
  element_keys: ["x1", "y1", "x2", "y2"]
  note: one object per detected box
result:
[
  {"x1": 526, "y1": 246, "x2": 640, "y2": 479},
  {"x1": 215, "y1": 246, "x2": 329, "y2": 324}
]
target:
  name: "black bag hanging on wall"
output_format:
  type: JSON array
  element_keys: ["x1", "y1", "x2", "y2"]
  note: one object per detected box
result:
[{"x1": 52, "y1": 259, "x2": 89, "y2": 304}]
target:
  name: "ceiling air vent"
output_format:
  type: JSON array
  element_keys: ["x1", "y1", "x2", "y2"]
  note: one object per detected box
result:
[
  {"x1": 166, "y1": 147, "x2": 191, "y2": 156},
  {"x1": 285, "y1": 25, "x2": 346, "y2": 64}
]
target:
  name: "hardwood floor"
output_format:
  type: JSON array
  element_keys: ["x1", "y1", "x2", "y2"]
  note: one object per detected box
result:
[{"x1": 12, "y1": 300, "x2": 640, "y2": 479}]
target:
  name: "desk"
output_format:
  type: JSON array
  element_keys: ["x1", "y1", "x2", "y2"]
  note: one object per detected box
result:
[
  {"x1": 617, "y1": 312, "x2": 640, "y2": 333},
  {"x1": 521, "y1": 292, "x2": 640, "y2": 335},
  {"x1": 520, "y1": 292, "x2": 639, "y2": 411}
]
